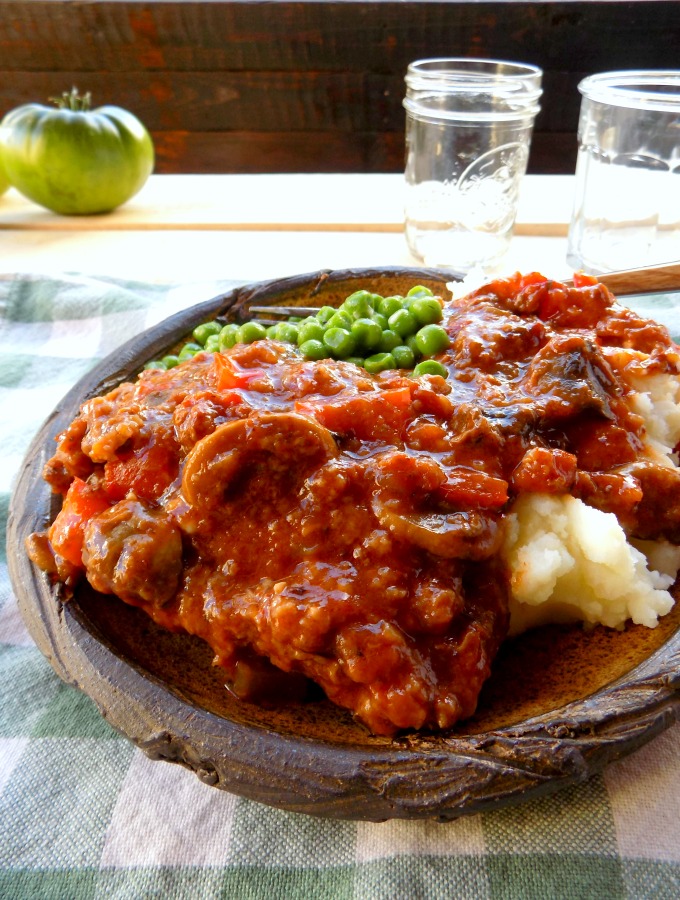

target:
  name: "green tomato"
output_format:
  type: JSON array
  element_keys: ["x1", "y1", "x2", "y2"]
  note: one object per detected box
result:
[
  {"x1": 0, "y1": 88, "x2": 154, "y2": 215},
  {"x1": 0, "y1": 151, "x2": 9, "y2": 196}
]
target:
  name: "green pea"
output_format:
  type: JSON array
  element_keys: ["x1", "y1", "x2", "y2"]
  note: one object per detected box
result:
[
  {"x1": 162, "y1": 354, "x2": 180, "y2": 369},
  {"x1": 144, "y1": 359, "x2": 167, "y2": 370},
  {"x1": 316, "y1": 306, "x2": 336, "y2": 324},
  {"x1": 204, "y1": 335, "x2": 220, "y2": 353},
  {"x1": 388, "y1": 308, "x2": 419, "y2": 338},
  {"x1": 410, "y1": 296, "x2": 443, "y2": 326},
  {"x1": 405, "y1": 334, "x2": 422, "y2": 359},
  {"x1": 413, "y1": 360, "x2": 448, "y2": 378},
  {"x1": 192, "y1": 320, "x2": 222, "y2": 346},
  {"x1": 299, "y1": 339, "x2": 329, "y2": 361},
  {"x1": 326, "y1": 311, "x2": 353, "y2": 331},
  {"x1": 371, "y1": 312, "x2": 388, "y2": 330},
  {"x1": 275, "y1": 322, "x2": 299, "y2": 344},
  {"x1": 323, "y1": 327, "x2": 356, "y2": 359},
  {"x1": 297, "y1": 319, "x2": 326, "y2": 345},
  {"x1": 378, "y1": 329, "x2": 402, "y2": 353},
  {"x1": 345, "y1": 356, "x2": 365, "y2": 367},
  {"x1": 342, "y1": 290, "x2": 374, "y2": 319},
  {"x1": 266, "y1": 324, "x2": 279, "y2": 339},
  {"x1": 391, "y1": 344, "x2": 416, "y2": 369},
  {"x1": 218, "y1": 323, "x2": 240, "y2": 351},
  {"x1": 377, "y1": 295, "x2": 404, "y2": 318},
  {"x1": 364, "y1": 352, "x2": 396, "y2": 374},
  {"x1": 238, "y1": 322, "x2": 267, "y2": 344},
  {"x1": 415, "y1": 323, "x2": 450, "y2": 357},
  {"x1": 407, "y1": 284, "x2": 434, "y2": 298},
  {"x1": 178, "y1": 342, "x2": 203, "y2": 360},
  {"x1": 351, "y1": 317, "x2": 382, "y2": 352}
]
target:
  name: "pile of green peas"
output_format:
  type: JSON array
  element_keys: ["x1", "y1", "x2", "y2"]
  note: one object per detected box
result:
[{"x1": 144, "y1": 285, "x2": 450, "y2": 378}]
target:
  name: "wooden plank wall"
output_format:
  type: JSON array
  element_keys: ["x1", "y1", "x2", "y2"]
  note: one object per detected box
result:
[{"x1": 0, "y1": 1, "x2": 678, "y2": 175}]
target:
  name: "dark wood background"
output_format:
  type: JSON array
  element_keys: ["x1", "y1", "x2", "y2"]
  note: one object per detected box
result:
[{"x1": 1, "y1": 1, "x2": 679, "y2": 175}]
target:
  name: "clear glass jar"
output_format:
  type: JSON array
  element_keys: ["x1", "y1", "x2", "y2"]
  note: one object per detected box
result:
[
  {"x1": 403, "y1": 58, "x2": 542, "y2": 273},
  {"x1": 567, "y1": 70, "x2": 680, "y2": 274}
]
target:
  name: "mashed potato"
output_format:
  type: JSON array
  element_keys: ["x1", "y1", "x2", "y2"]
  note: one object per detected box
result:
[
  {"x1": 629, "y1": 371, "x2": 680, "y2": 465},
  {"x1": 497, "y1": 317, "x2": 680, "y2": 636},
  {"x1": 503, "y1": 493, "x2": 680, "y2": 636}
]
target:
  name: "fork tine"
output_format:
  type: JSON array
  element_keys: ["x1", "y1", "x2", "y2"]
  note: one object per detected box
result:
[{"x1": 248, "y1": 305, "x2": 322, "y2": 319}]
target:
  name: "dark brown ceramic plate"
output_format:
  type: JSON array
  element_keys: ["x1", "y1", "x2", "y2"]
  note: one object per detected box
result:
[{"x1": 7, "y1": 266, "x2": 680, "y2": 821}]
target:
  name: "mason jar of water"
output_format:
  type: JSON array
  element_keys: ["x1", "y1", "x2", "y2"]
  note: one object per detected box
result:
[
  {"x1": 567, "y1": 71, "x2": 680, "y2": 274},
  {"x1": 403, "y1": 58, "x2": 542, "y2": 273}
]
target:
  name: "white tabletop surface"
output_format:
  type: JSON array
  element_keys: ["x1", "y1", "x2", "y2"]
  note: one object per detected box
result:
[{"x1": 0, "y1": 173, "x2": 576, "y2": 285}]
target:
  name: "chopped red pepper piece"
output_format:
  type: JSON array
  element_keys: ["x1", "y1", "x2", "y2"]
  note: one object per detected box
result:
[
  {"x1": 510, "y1": 447, "x2": 578, "y2": 494},
  {"x1": 296, "y1": 386, "x2": 414, "y2": 441},
  {"x1": 213, "y1": 354, "x2": 266, "y2": 391},
  {"x1": 438, "y1": 469, "x2": 509, "y2": 509},
  {"x1": 572, "y1": 271, "x2": 598, "y2": 288},
  {"x1": 104, "y1": 441, "x2": 177, "y2": 502},
  {"x1": 48, "y1": 477, "x2": 110, "y2": 568}
]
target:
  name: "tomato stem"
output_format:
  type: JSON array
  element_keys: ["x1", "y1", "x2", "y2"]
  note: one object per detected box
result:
[{"x1": 50, "y1": 87, "x2": 92, "y2": 112}]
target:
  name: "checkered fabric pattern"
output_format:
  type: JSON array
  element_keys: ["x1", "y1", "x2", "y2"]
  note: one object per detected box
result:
[{"x1": 1, "y1": 273, "x2": 679, "y2": 899}]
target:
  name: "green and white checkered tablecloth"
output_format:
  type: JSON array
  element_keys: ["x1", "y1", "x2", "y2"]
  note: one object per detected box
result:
[{"x1": 1, "y1": 273, "x2": 679, "y2": 899}]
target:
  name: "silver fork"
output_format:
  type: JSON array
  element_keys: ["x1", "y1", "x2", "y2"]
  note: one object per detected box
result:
[
  {"x1": 246, "y1": 261, "x2": 680, "y2": 324},
  {"x1": 246, "y1": 305, "x2": 323, "y2": 325}
]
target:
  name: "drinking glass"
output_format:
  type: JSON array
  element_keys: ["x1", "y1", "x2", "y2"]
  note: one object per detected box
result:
[
  {"x1": 403, "y1": 58, "x2": 542, "y2": 273},
  {"x1": 567, "y1": 70, "x2": 680, "y2": 274}
]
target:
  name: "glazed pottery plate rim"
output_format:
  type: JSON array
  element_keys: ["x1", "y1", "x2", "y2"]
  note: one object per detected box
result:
[{"x1": 7, "y1": 265, "x2": 680, "y2": 821}]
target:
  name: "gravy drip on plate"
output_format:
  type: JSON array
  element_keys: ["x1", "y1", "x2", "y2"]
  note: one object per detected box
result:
[{"x1": 27, "y1": 272, "x2": 680, "y2": 735}]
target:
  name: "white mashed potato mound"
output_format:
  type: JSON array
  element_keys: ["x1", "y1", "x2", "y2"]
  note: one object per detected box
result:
[
  {"x1": 446, "y1": 279, "x2": 680, "y2": 634},
  {"x1": 503, "y1": 493, "x2": 680, "y2": 636},
  {"x1": 628, "y1": 371, "x2": 680, "y2": 465}
]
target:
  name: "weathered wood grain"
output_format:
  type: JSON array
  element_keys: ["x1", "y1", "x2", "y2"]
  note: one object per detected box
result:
[
  {"x1": 151, "y1": 129, "x2": 404, "y2": 174},
  {"x1": 0, "y1": 2, "x2": 678, "y2": 174},
  {"x1": 0, "y1": 70, "x2": 583, "y2": 133},
  {"x1": 2, "y1": 2, "x2": 678, "y2": 73},
  {"x1": 149, "y1": 130, "x2": 575, "y2": 175}
]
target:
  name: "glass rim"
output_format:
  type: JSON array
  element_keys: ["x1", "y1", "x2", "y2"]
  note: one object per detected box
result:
[
  {"x1": 407, "y1": 57, "x2": 542, "y2": 80},
  {"x1": 579, "y1": 70, "x2": 680, "y2": 111},
  {"x1": 406, "y1": 57, "x2": 542, "y2": 92},
  {"x1": 404, "y1": 58, "x2": 542, "y2": 121}
]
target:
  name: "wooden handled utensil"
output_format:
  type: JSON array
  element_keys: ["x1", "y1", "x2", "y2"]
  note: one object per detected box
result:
[{"x1": 567, "y1": 260, "x2": 680, "y2": 296}]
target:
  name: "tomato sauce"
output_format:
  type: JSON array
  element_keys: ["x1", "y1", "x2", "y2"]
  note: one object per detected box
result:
[{"x1": 27, "y1": 273, "x2": 680, "y2": 735}]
